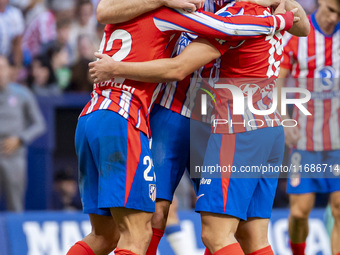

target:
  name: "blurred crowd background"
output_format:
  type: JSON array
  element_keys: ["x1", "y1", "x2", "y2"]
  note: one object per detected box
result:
[{"x1": 0, "y1": 0, "x2": 323, "y2": 212}]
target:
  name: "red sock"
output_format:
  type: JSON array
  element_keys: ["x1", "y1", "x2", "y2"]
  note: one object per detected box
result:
[
  {"x1": 115, "y1": 248, "x2": 138, "y2": 255},
  {"x1": 289, "y1": 241, "x2": 306, "y2": 255},
  {"x1": 204, "y1": 248, "x2": 212, "y2": 255},
  {"x1": 247, "y1": 245, "x2": 274, "y2": 255},
  {"x1": 213, "y1": 243, "x2": 244, "y2": 255},
  {"x1": 336, "y1": 253, "x2": 340, "y2": 255},
  {"x1": 146, "y1": 228, "x2": 164, "y2": 255},
  {"x1": 67, "y1": 241, "x2": 95, "y2": 255}
]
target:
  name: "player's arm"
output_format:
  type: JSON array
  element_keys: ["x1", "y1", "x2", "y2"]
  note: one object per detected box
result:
[
  {"x1": 96, "y1": 0, "x2": 204, "y2": 24},
  {"x1": 89, "y1": 38, "x2": 221, "y2": 83},
  {"x1": 245, "y1": 0, "x2": 309, "y2": 36},
  {"x1": 284, "y1": 0, "x2": 310, "y2": 37},
  {"x1": 155, "y1": 2, "x2": 298, "y2": 42}
]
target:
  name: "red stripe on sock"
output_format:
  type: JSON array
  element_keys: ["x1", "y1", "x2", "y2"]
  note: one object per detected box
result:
[
  {"x1": 247, "y1": 245, "x2": 274, "y2": 255},
  {"x1": 146, "y1": 228, "x2": 164, "y2": 255},
  {"x1": 213, "y1": 243, "x2": 244, "y2": 255},
  {"x1": 204, "y1": 248, "x2": 212, "y2": 255},
  {"x1": 289, "y1": 241, "x2": 306, "y2": 255},
  {"x1": 115, "y1": 247, "x2": 138, "y2": 255},
  {"x1": 66, "y1": 241, "x2": 95, "y2": 255}
]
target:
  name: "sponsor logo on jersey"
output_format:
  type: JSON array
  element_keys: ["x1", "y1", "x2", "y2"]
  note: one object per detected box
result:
[{"x1": 319, "y1": 66, "x2": 336, "y2": 91}]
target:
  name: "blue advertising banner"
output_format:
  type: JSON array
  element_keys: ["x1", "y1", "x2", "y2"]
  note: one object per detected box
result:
[{"x1": 0, "y1": 209, "x2": 332, "y2": 255}]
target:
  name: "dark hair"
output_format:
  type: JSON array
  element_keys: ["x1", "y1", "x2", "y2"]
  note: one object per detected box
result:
[
  {"x1": 54, "y1": 168, "x2": 76, "y2": 182},
  {"x1": 29, "y1": 55, "x2": 56, "y2": 86}
]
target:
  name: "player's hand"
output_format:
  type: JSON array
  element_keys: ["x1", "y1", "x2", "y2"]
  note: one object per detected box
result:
[
  {"x1": 274, "y1": 0, "x2": 300, "y2": 24},
  {"x1": 163, "y1": 0, "x2": 204, "y2": 12},
  {"x1": 89, "y1": 53, "x2": 117, "y2": 83},
  {"x1": 1, "y1": 136, "x2": 21, "y2": 155},
  {"x1": 242, "y1": 0, "x2": 281, "y2": 8},
  {"x1": 284, "y1": 125, "x2": 300, "y2": 148}
]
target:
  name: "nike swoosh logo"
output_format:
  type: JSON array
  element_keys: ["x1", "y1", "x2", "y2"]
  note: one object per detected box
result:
[
  {"x1": 307, "y1": 55, "x2": 316, "y2": 62},
  {"x1": 196, "y1": 194, "x2": 205, "y2": 200}
]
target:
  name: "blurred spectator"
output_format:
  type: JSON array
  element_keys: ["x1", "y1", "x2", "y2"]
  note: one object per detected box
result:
[
  {"x1": 22, "y1": 0, "x2": 56, "y2": 64},
  {"x1": 44, "y1": 42, "x2": 72, "y2": 90},
  {"x1": 49, "y1": 0, "x2": 75, "y2": 21},
  {"x1": 0, "y1": 56, "x2": 45, "y2": 212},
  {"x1": 0, "y1": 0, "x2": 24, "y2": 69},
  {"x1": 29, "y1": 55, "x2": 61, "y2": 96},
  {"x1": 68, "y1": 0, "x2": 97, "y2": 63},
  {"x1": 51, "y1": 167, "x2": 82, "y2": 211},
  {"x1": 297, "y1": 0, "x2": 317, "y2": 14},
  {"x1": 68, "y1": 35, "x2": 95, "y2": 92}
]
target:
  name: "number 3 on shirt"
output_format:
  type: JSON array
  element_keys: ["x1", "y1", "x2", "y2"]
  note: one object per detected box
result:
[{"x1": 98, "y1": 29, "x2": 132, "y2": 61}]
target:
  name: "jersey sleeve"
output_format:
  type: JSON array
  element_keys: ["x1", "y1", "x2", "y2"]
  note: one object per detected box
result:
[
  {"x1": 153, "y1": 7, "x2": 293, "y2": 41},
  {"x1": 281, "y1": 32, "x2": 298, "y2": 71}
]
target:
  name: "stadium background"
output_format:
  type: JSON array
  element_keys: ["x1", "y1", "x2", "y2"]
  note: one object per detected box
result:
[{"x1": 0, "y1": 0, "x2": 332, "y2": 254}]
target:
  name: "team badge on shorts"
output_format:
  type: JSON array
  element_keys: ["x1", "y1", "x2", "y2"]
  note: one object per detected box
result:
[
  {"x1": 290, "y1": 173, "x2": 301, "y2": 187},
  {"x1": 149, "y1": 184, "x2": 156, "y2": 202}
]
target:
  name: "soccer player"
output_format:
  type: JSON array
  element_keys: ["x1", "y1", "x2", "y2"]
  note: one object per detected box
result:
[
  {"x1": 68, "y1": 3, "x2": 294, "y2": 255},
  {"x1": 89, "y1": 1, "x2": 309, "y2": 255},
  {"x1": 91, "y1": 0, "x2": 300, "y2": 254},
  {"x1": 278, "y1": 0, "x2": 340, "y2": 254}
]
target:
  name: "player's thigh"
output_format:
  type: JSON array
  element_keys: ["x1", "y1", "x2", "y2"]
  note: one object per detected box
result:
[
  {"x1": 200, "y1": 212, "x2": 239, "y2": 245},
  {"x1": 85, "y1": 214, "x2": 119, "y2": 244},
  {"x1": 150, "y1": 105, "x2": 190, "y2": 202},
  {"x1": 110, "y1": 207, "x2": 153, "y2": 235},
  {"x1": 330, "y1": 191, "x2": 340, "y2": 219},
  {"x1": 289, "y1": 193, "x2": 315, "y2": 218},
  {"x1": 236, "y1": 218, "x2": 270, "y2": 244}
]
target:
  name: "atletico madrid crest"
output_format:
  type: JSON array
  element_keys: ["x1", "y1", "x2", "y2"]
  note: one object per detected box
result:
[{"x1": 149, "y1": 184, "x2": 156, "y2": 202}]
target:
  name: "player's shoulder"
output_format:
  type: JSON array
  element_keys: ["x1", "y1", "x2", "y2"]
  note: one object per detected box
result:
[{"x1": 216, "y1": 1, "x2": 270, "y2": 17}]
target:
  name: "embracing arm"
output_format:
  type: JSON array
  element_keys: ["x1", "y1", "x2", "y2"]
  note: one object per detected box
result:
[
  {"x1": 96, "y1": 0, "x2": 204, "y2": 24},
  {"x1": 89, "y1": 38, "x2": 221, "y2": 83},
  {"x1": 245, "y1": 0, "x2": 310, "y2": 36},
  {"x1": 285, "y1": 0, "x2": 310, "y2": 37}
]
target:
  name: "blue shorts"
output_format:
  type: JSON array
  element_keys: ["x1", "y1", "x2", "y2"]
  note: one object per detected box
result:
[
  {"x1": 149, "y1": 104, "x2": 211, "y2": 201},
  {"x1": 287, "y1": 149, "x2": 340, "y2": 194},
  {"x1": 195, "y1": 126, "x2": 285, "y2": 220},
  {"x1": 75, "y1": 110, "x2": 156, "y2": 216}
]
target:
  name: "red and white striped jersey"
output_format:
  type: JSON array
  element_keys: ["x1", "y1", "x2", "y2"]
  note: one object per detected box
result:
[
  {"x1": 80, "y1": 6, "x2": 287, "y2": 137},
  {"x1": 281, "y1": 14, "x2": 340, "y2": 151},
  {"x1": 22, "y1": 10, "x2": 56, "y2": 58},
  {"x1": 156, "y1": 0, "x2": 232, "y2": 116},
  {"x1": 205, "y1": 2, "x2": 285, "y2": 134}
]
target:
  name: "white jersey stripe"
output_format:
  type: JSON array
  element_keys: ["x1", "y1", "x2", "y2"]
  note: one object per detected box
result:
[
  {"x1": 155, "y1": 8, "x2": 276, "y2": 36},
  {"x1": 86, "y1": 91, "x2": 99, "y2": 114},
  {"x1": 313, "y1": 30, "x2": 325, "y2": 151}
]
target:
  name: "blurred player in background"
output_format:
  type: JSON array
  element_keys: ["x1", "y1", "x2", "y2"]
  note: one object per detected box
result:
[
  {"x1": 278, "y1": 0, "x2": 340, "y2": 254},
  {"x1": 69, "y1": 1, "x2": 293, "y2": 254},
  {"x1": 89, "y1": 1, "x2": 307, "y2": 254}
]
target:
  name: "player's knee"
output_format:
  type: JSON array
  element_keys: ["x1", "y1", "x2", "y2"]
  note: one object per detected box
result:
[
  {"x1": 151, "y1": 202, "x2": 170, "y2": 229},
  {"x1": 331, "y1": 200, "x2": 340, "y2": 222},
  {"x1": 290, "y1": 205, "x2": 311, "y2": 219},
  {"x1": 88, "y1": 232, "x2": 118, "y2": 253},
  {"x1": 201, "y1": 228, "x2": 233, "y2": 250}
]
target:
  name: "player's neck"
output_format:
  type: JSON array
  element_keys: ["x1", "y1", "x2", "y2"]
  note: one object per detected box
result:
[{"x1": 315, "y1": 9, "x2": 336, "y2": 35}]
